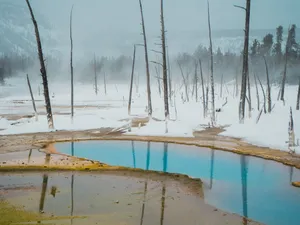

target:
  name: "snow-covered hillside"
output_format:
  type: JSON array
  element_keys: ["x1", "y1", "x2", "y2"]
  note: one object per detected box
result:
[{"x1": 0, "y1": 1, "x2": 60, "y2": 58}]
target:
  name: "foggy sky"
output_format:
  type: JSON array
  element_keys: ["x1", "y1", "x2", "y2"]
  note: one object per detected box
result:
[
  {"x1": 31, "y1": 0, "x2": 299, "y2": 32},
  {"x1": 3, "y1": 0, "x2": 299, "y2": 59}
]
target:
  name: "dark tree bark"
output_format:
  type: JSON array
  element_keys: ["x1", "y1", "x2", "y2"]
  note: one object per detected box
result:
[
  {"x1": 160, "y1": 142, "x2": 168, "y2": 225},
  {"x1": 199, "y1": 59, "x2": 206, "y2": 118},
  {"x1": 26, "y1": 74, "x2": 38, "y2": 121},
  {"x1": 296, "y1": 77, "x2": 300, "y2": 110},
  {"x1": 128, "y1": 45, "x2": 136, "y2": 116},
  {"x1": 138, "y1": 0, "x2": 152, "y2": 116},
  {"x1": 161, "y1": 0, "x2": 169, "y2": 124},
  {"x1": 25, "y1": 0, "x2": 54, "y2": 129},
  {"x1": 70, "y1": 5, "x2": 74, "y2": 119},
  {"x1": 263, "y1": 56, "x2": 272, "y2": 113},
  {"x1": 239, "y1": 0, "x2": 251, "y2": 123},
  {"x1": 280, "y1": 43, "x2": 288, "y2": 101},
  {"x1": 207, "y1": 0, "x2": 215, "y2": 125},
  {"x1": 247, "y1": 70, "x2": 252, "y2": 117}
]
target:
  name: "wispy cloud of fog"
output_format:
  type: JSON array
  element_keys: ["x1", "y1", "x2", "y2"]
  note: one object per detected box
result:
[{"x1": 24, "y1": 0, "x2": 299, "y2": 59}]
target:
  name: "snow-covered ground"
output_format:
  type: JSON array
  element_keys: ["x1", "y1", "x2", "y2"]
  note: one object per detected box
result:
[{"x1": 0, "y1": 76, "x2": 299, "y2": 153}]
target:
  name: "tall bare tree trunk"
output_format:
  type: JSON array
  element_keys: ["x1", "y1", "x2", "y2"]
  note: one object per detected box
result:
[
  {"x1": 263, "y1": 56, "x2": 272, "y2": 113},
  {"x1": 207, "y1": 0, "x2": 215, "y2": 126},
  {"x1": 280, "y1": 46, "x2": 288, "y2": 102},
  {"x1": 239, "y1": 0, "x2": 251, "y2": 123},
  {"x1": 235, "y1": 71, "x2": 239, "y2": 97},
  {"x1": 194, "y1": 61, "x2": 198, "y2": 102},
  {"x1": 128, "y1": 45, "x2": 136, "y2": 116},
  {"x1": 103, "y1": 71, "x2": 107, "y2": 95},
  {"x1": 70, "y1": 5, "x2": 74, "y2": 119},
  {"x1": 161, "y1": 0, "x2": 169, "y2": 127},
  {"x1": 220, "y1": 74, "x2": 223, "y2": 98},
  {"x1": 199, "y1": 59, "x2": 206, "y2": 118},
  {"x1": 167, "y1": 46, "x2": 172, "y2": 105},
  {"x1": 93, "y1": 54, "x2": 98, "y2": 95},
  {"x1": 254, "y1": 73, "x2": 260, "y2": 111},
  {"x1": 178, "y1": 62, "x2": 189, "y2": 102},
  {"x1": 155, "y1": 66, "x2": 162, "y2": 96},
  {"x1": 296, "y1": 77, "x2": 300, "y2": 110},
  {"x1": 257, "y1": 75, "x2": 266, "y2": 113},
  {"x1": 26, "y1": 74, "x2": 38, "y2": 121},
  {"x1": 138, "y1": 0, "x2": 152, "y2": 116},
  {"x1": 25, "y1": 0, "x2": 54, "y2": 129},
  {"x1": 247, "y1": 70, "x2": 252, "y2": 117}
]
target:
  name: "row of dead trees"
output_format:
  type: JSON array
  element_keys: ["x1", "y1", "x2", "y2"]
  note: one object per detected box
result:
[
  {"x1": 128, "y1": 0, "x2": 217, "y2": 130},
  {"x1": 25, "y1": 0, "x2": 300, "y2": 135}
]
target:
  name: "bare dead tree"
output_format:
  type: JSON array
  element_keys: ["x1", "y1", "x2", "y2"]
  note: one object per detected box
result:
[
  {"x1": 253, "y1": 73, "x2": 260, "y2": 111},
  {"x1": 206, "y1": 86, "x2": 209, "y2": 115},
  {"x1": 103, "y1": 71, "x2": 107, "y2": 95},
  {"x1": 178, "y1": 61, "x2": 189, "y2": 102},
  {"x1": 199, "y1": 59, "x2": 206, "y2": 118},
  {"x1": 138, "y1": 0, "x2": 152, "y2": 116},
  {"x1": 296, "y1": 77, "x2": 300, "y2": 110},
  {"x1": 135, "y1": 72, "x2": 140, "y2": 94},
  {"x1": 194, "y1": 61, "x2": 198, "y2": 102},
  {"x1": 257, "y1": 75, "x2": 266, "y2": 114},
  {"x1": 236, "y1": 0, "x2": 251, "y2": 123},
  {"x1": 161, "y1": 0, "x2": 169, "y2": 132},
  {"x1": 93, "y1": 54, "x2": 98, "y2": 95},
  {"x1": 26, "y1": 74, "x2": 38, "y2": 121},
  {"x1": 280, "y1": 27, "x2": 290, "y2": 102},
  {"x1": 70, "y1": 5, "x2": 74, "y2": 119},
  {"x1": 220, "y1": 74, "x2": 223, "y2": 98},
  {"x1": 207, "y1": 0, "x2": 215, "y2": 125},
  {"x1": 155, "y1": 66, "x2": 162, "y2": 96},
  {"x1": 263, "y1": 56, "x2": 272, "y2": 113},
  {"x1": 288, "y1": 107, "x2": 295, "y2": 152},
  {"x1": 247, "y1": 70, "x2": 252, "y2": 117},
  {"x1": 128, "y1": 45, "x2": 136, "y2": 115},
  {"x1": 25, "y1": 0, "x2": 53, "y2": 129},
  {"x1": 167, "y1": 46, "x2": 172, "y2": 105},
  {"x1": 235, "y1": 70, "x2": 239, "y2": 97}
]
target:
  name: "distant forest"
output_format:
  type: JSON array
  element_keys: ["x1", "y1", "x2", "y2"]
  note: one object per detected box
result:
[{"x1": 1, "y1": 24, "x2": 300, "y2": 85}]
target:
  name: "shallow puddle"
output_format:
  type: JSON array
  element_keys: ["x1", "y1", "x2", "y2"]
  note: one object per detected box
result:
[
  {"x1": 53, "y1": 140, "x2": 300, "y2": 225},
  {"x1": 0, "y1": 171, "x2": 257, "y2": 225}
]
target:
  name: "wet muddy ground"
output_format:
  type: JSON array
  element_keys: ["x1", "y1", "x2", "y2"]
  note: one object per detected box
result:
[{"x1": 0, "y1": 171, "x2": 261, "y2": 225}]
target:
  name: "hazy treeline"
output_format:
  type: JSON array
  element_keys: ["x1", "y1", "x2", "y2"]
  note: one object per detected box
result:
[{"x1": 1, "y1": 25, "x2": 300, "y2": 85}]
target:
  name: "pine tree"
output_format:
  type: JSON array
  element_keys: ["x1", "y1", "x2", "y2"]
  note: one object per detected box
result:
[
  {"x1": 250, "y1": 39, "x2": 260, "y2": 57},
  {"x1": 260, "y1": 34, "x2": 273, "y2": 56},
  {"x1": 273, "y1": 25, "x2": 283, "y2": 62}
]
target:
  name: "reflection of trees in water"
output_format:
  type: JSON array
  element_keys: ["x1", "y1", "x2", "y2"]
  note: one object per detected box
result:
[
  {"x1": 132, "y1": 141, "x2": 136, "y2": 168},
  {"x1": 27, "y1": 149, "x2": 32, "y2": 163},
  {"x1": 240, "y1": 155, "x2": 248, "y2": 225},
  {"x1": 39, "y1": 153, "x2": 51, "y2": 213},
  {"x1": 160, "y1": 143, "x2": 168, "y2": 225},
  {"x1": 139, "y1": 141, "x2": 151, "y2": 225},
  {"x1": 209, "y1": 149, "x2": 215, "y2": 189},
  {"x1": 289, "y1": 166, "x2": 294, "y2": 184},
  {"x1": 71, "y1": 142, "x2": 74, "y2": 224}
]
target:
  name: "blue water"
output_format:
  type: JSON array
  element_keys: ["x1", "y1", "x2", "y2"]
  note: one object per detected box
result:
[{"x1": 55, "y1": 141, "x2": 300, "y2": 225}]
